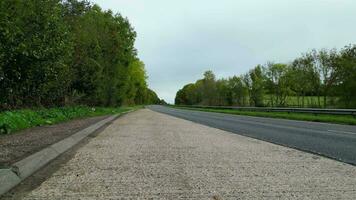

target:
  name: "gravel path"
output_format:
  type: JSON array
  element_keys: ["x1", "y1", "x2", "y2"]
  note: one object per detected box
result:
[
  {"x1": 4, "y1": 109, "x2": 356, "y2": 199},
  {"x1": 0, "y1": 115, "x2": 109, "y2": 166}
]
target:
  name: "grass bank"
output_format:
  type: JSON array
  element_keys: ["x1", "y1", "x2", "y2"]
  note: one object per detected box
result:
[
  {"x1": 0, "y1": 106, "x2": 141, "y2": 135},
  {"x1": 171, "y1": 106, "x2": 356, "y2": 125}
]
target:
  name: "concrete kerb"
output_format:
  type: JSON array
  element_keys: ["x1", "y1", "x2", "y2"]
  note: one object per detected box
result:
[
  {"x1": 0, "y1": 169, "x2": 21, "y2": 196},
  {"x1": 0, "y1": 109, "x2": 135, "y2": 196}
]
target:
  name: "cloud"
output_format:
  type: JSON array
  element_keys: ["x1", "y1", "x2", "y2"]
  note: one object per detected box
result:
[{"x1": 91, "y1": 0, "x2": 356, "y2": 103}]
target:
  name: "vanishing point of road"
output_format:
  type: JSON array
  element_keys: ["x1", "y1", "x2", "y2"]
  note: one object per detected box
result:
[{"x1": 3, "y1": 108, "x2": 356, "y2": 199}]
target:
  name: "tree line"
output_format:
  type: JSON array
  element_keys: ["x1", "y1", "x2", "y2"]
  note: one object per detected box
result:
[
  {"x1": 175, "y1": 45, "x2": 356, "y2": 108},
  {"x1": 0, "y1": 0, "x2": 161, "y2": 110}
]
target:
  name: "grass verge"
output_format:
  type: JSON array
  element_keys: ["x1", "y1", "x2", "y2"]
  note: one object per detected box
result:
[
  {"x1": 171, "y1": 106, "x2": 356, "y2": 125},
  {"x1": 0, "y1": 106, "x2": 141, "y2": 135}
]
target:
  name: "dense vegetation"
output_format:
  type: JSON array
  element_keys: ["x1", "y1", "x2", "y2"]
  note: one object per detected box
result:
[
  {"x1": 175, "y1": 45, "x2": 356, "y2": 108},
  {"x1": 0, "y1": 0, "x2": 161, "y2": 111},
  {"x1": 0, "y1": 106, "x2": 138, "y2": 134}
]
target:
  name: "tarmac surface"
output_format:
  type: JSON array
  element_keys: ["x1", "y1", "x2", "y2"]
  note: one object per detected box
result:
[
  {"x1": 149, "y1": 105, "x2": 356, "y2": 165},
  {"x1": 3, "y1": 109, "x2": 356, "y2": 199}
]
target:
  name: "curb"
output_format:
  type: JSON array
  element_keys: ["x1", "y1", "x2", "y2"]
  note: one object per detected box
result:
[{"x1": 0, "y1": 110, "x2": 134, "y2": 196}]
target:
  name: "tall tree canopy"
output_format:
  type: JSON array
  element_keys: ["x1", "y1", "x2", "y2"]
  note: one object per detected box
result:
[{"x1": 0, "y1": 0, "x2": 160, "y2": 110}]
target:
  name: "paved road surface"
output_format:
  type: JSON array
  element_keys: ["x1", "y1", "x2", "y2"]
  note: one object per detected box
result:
[
  {"x1": 149, "y1": 105, "x2": 356, "y2": 165},
  {"x1": 3, "y1": 109, "x2": 356, "y2": 199}
]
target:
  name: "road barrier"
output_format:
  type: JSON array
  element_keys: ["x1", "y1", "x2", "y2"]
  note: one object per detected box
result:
[{"x1": 175, "y1": 105, "x2": 356, "y2": 116}]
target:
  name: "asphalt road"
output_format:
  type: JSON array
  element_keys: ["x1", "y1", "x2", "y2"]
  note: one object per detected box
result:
[{"x1": 148, "y1": 105, "x2": 356, "y2": 165}]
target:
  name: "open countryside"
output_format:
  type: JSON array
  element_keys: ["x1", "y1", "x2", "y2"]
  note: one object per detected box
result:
[{"x1": 1, "y1": 0, "x2": 356, "y2": 199}]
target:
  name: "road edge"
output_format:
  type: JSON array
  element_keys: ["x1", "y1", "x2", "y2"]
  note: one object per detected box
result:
[
  {"x1": 148, "y1": 106, "x2": 356, "y2": 167},
  {"x1": 0, "y1": 109, "x2": 135, "y2": 196}
]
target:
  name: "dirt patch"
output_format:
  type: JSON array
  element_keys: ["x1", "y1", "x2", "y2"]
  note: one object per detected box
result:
[{"x1": 0, "y1": 115, "x2": 110, "y2": 166}]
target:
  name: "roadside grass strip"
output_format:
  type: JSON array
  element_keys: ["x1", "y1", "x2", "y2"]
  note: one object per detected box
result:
[
  {"x1": 172, "y1": 106, "x2": 356, "y2": 125},
  {"x1": 0, "y1": 106, "x2": 142, "y2": 135}
]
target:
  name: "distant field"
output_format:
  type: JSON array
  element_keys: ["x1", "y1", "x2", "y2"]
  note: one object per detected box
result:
[{"x1": 171, "y1": 105, "x2": 356, "y2": 125}]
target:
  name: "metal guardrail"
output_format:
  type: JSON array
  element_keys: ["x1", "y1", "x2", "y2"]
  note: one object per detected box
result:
[{"x1": 176, "y1": 105, "x2": 356, "y2": 116}]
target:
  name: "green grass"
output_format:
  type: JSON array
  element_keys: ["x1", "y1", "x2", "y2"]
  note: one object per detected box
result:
[
  {"x1": 0, "y1": 106, "x2": 142, "y2": 135},
  {"x1": 171, "y1": 106, "x2": 356, "y2": 125}
]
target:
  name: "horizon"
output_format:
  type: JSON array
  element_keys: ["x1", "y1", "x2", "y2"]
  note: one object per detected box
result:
[{"x1": 91, "y1": 0, "x2": 356, "y2": 103}]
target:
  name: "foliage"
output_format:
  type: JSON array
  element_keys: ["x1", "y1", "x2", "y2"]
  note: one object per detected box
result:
[
  {"x1": 175, "y1": 45, "x2": 356, "y2": 108},
  {"x1": 0, "y1": 0, "x2": 161, "y2": 111},
  {"x1": 0, "y1": 0, "x2": 73, "y2": 108},
  {"x1": 335, "y1": 45, "x2": 356, "y2": 107},
  {"x1": 0, "y1": 106, "x2": 138, "y2": 135}
]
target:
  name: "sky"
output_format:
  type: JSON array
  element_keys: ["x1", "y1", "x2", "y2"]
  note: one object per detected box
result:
[{"x1": 91, "y1": 0, "x2": 356, "y2": 103}]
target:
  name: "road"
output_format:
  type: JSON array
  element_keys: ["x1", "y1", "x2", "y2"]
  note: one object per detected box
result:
[
  {"x1": 149, "y1": 105, "x2": 356, "y2": 165},
  {"x1": 3, "y1": 109, "x2": 356, "y2": 199}
]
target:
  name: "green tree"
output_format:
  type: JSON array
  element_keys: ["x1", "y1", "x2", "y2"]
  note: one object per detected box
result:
[
  {"x1": 63, "y1": 3, "x2": 137, "y2": 106},
  {"x1": 202, "y1": 70, "x2": 217, "y2": 105},
  {"x1": 123, "y1": 60, "x2": 148, "y2": 105},
  {"x1": 309, "y1": 49, "x2": 338, "y2": 108},
  {"x1": 335, "y1": 45, "x2": 356, "y2": 107},
  {"x1": 264, "y1": 63, "x2": 290, "y2": 106},
  {"x1": 0, "y1": 0, "x2": 160, "y2": 110},
  {"x1": 227, "y1": 76, "x2": 249, "y2": 106},
  {"x1": 0, "y1": 0, "x2": 73, "y2": 108},
  {"x1": 290, "y1": 55, "x2": 320, "y2": 107},
  {"x1": 216, "y1": 79, "x2": 230, "y2": 106},
  {"x1": 175, "y1": 83, "x2": 199, "y2": 105},
  {"x1": 249, "y1": 65, "x2": 265, "y2": 106}
]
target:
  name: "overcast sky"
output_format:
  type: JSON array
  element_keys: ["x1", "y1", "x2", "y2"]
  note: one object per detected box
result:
[{"x1": 91, "y1": 0, "x2": 356, "y2": 103}]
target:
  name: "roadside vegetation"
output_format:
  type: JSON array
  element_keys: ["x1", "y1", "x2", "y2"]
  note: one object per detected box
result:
[
  {"x1": 0, "y1": 0, "x2": 163, "y2": 111},
  {"x1": 0, "y1": 1, "x2": 163, "y2": 134},
  {"x1": 175, "y1": 46, "x2": 356, "y2": 108},
  {"x1": 172, "y1": 106, "x2": 356, "y2": 125},
  {"x1": 0, "y1": 106, "x2": 140, "y2": 135}
]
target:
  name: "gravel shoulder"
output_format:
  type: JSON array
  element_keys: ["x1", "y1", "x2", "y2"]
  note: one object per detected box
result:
[
  {"x1": 2, "y1": 109, "x2": 356, "y2": 199},
  {"x1": 0, "y1": 115, "x2": 110, "y2": 166}
]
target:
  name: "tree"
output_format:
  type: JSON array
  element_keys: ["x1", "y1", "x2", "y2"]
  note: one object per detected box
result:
[
  {"x1": 264, "y1": 63, "x2": 290, "y2": 106},
  {"x1": 309, "y1": 49, "x2": 338, "y2": 108},
  {"x1": 175, "y1": 88, "x2": 186, "y2": 105},
  {"x1": 0, "y1": 0, "x2": 73, "y2": 108},
  {"x1": 144, "y1": 88, "x2": 161, "y2": 105},
  {"x1": 290, "y1": 55, "x2": 320, "y2": 107},
  {"x1": 0, "y1": 0, "x2": 160, "y2": 110},
  {"x1": 174, "y1": 83, "x2": 199, "y2": 105},
  {"x1": 175, "y1": 45, "x2": 356, "y2": 108},
  {"x1": 123, "y1": 59, "x2": 147, "y2": 105},
  {"x1": 64, "y1": 3, "x2": 137, "y2": 106},
  {"x1": 335, "y1": 45, "x2": 356, "y2": 108},
  {"x1": 227, "y1": 76, "x2": 249, "y2": 106},
  {"x1": 202, "y1": 70, "x2": 217, "y2": 105},
  {"x1": 249, "y1": 65, "x2": 265, "y2": 106},
  {"x1": 216, "y1": 79, "x2": 230, "y2": 105}
]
